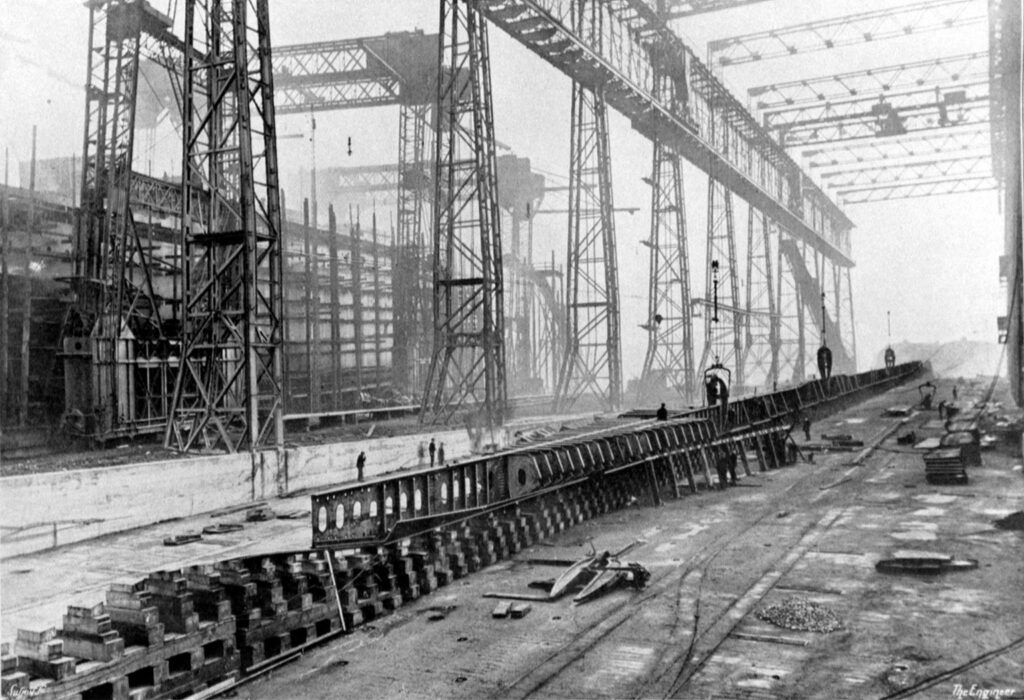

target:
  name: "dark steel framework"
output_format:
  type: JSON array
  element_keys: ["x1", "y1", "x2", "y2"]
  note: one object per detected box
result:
[
  {"x1": 764, "y1": 81, "x2": 990, "y2": 148},
  {"x1": 63, "y1": 0, "x2": 184, "y2": 441},
  {"x1": 422, "y1": 0, "x2": 508, "y2": 426},
  {"x1": 989, "y1": 0, "x2": 1022, "y2": 404},
  {"x1": 743, "y1": 206, "x2": 777, "y2": 389},
  {"x1": 481, "y1": 0, "x2": 856, "y2": 383},
  {"x1": 166, "y1": 0, "x2": 285, "y2": 453},
  {"x1": 640, "y1": 17, "x2": 695, "y2": 403},
  {"x1": 555, "y1": 0, "x2": 623, "y2": 412},
  {"x1": 640, "y1": 142, "x2": 695, "y2": 401},
  {"x1": 394, "y1": 103, "x2": 433, "y2": 396},
  {"x1": 272, "y1": 32, "x2": 436, "y2": 401}
]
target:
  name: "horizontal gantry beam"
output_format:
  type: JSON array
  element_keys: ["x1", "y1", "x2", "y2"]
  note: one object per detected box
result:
[
  {"x1": 273, "y1": 31, "x2": 438, "y2": 113},
  {"x1": 481, "y1": 0, "x2": 854, "y2": 266},
  {"x1": 819, "y1": 152, "x2": 992, "y2": 189},
  {"x1": 749, "y1": 52, "x2": 989, "y2": 111},
  {"x1": 708, "y1": 0, "x2": 985, "y2": 68},
  {"x1": 765, "y1": 81, "x2": 990, "y2": 147},
  {"x1": 838, "y1": 174, "x2": 998, "y2": 204},
  {"x1": 801, "y1": 125, "x2": 991, "y2": 168}
]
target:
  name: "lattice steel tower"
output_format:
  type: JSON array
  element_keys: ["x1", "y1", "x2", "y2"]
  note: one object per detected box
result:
[
  {"x1": 555, "y1": 0, "x2": 622, "y2": 412},
  {"x1": 743, "y1": 206, "x2": 778, "y2": 389},
  {"x1": 640, "y1": 41, "x2": 695, "y2": 403},
  {"x1": 393, "y1": 102, "x2": 431, "y2": 396},
  {"x1": 166, "y1": 0, "x2": 285, "y2": 453},
  {"x1": 421, "y1": 0, "x2": 507, "y2": 426},
  {"x1": 700, "y1": 125, "x2": 743, "y2": 387}
]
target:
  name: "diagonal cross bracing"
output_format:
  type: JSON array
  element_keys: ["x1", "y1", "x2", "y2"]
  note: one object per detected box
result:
[
  {"x1": 421, "y1": 0, "x2": 508, "y2": 427},
  {"x1": 166, "y1": 0, "x2": 285, "y2": 454},
  {"x1": 480, "y1": 0, "x2": 854, "y2": 267},
  {"x1": 272, "y1": 32, "x2": 438, "y2": 113}
]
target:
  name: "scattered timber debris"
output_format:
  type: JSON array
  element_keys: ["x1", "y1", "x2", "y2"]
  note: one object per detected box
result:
[
  {"x1": 201, "y1": 523, "x2": 243, "y2": 535},
  {"x1": 245, "y1": 505, "x2": 276, "y2": 521},
  {"x1": 875, "y1": 550, "x2": 979, "y2": 575},
  {"x1": 162, "y1": 533, "x2": 202, "y2": 546},
  {"x1": 275, "y1": 510, "x2": 310, "y2": 520},
  {"x1": 510, "y1": 603, "x2": 532, "y2": 618},
  {"x1": 422, "y1": 604, "x2": 457, "y2": 621},
  {"x1": 757, "y1": 598, "x2": 845, "y2": 633}
]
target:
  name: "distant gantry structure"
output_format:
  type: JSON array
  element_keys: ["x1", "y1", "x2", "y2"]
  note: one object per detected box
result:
[{"x1": 6, "y1": 0, "x2": 1016, "y2": 459}]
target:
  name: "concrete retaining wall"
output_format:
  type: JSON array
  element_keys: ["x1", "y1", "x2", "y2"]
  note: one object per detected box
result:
[
  {"x1": 0, "y1": 413, "x2": 596, "y2": 558},
  {"x1": 0, "y1": 452, "x2": 255, "y2": 558}
]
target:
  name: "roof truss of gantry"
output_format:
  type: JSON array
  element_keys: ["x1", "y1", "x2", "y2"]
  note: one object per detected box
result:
[
  {"x1": 749, "y1": 52, "x2": 990, "y2": 111},
  {"x1": 480, "y1": 0, "x2": 855, "y2": 266},
  {"x1": 708, "y1": 0, "x2": 986, "y2": 68}
]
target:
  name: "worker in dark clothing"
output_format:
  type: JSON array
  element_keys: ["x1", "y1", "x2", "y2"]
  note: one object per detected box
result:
[
  {"x1": 937, "y1": 400, "x2": 947, "y2": 420},
  {"x1": 356, "y1": 451, "x2": 366, "y2": 482},
  {"x1": 438, "y1": 442, "x2": 446, "y2": 465},
  {"x1": 417, "y1": 442, "x2": 425, "y2": 465},
  {"x1": 952, "y1": 385, "x2": 959, "y2": 401},
  {"x1": 429, "y1": 438, "x2": 437, "y2": 467},
  {"x1": 802, "y1": 417, "x2": 812, "y2": 441},
  {"x1": 656, "y1": 403, "x2": 668, "y2": 421},
  {"x1": 714, "y1": 450, "x2": 737, "y2": 490}
]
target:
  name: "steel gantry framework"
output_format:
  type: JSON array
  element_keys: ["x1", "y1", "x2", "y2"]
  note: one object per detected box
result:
[
  {"x1": 555, "y1": 0, "x2": 623, "y2": 412},
  {"x1": 639, "y1": 6, "x2": 695, "y2": 404},
  {"x1": 743, "y1": 206, "x2": 777, "y2": 389},
  {"x1": 751, "y1": 55, "x2": 997, "y2": 203},
  {"x1": 165, "y1": 0, "x2": 285, "y2": 453},
  {"x1": 421, "y1": 0, "x2": 508, "y2": 426},
  {"x1": 271, "y1": 32, "x2": 436, "y2": 400},
  {"x1": 639, "y1": 137, "x2": 696, "y2": 402},
  {"x1": 764, "y1": 81, "x2": 991, "y2": 148},
  {"x1": 481, "y1": 0, "x2": 857, "y2": 399},
  {"x1": 64, "y1": 0, "x2": 184, "y2": 441},
  {"x1": 708, "y1": 0, "x2": 986, "y2": 69},
  {"x1": 749, "y1": 52, "x2": 990, "y2": 112}
]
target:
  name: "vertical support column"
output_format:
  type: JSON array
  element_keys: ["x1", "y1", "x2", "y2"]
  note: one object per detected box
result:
[
  {"x1": 555, "y1": 0, "x2": 622, "y2": 412},
  {"x1": 372, "y1": 212, "x2": 383, "y2": 392},
  {"x1": 743, "y1": 207, "x2": 776, "y2": 390},
  {"x1": 1, "y1": 148, "x2": 9, "y2": 423},
  {"x1": 303, "y1": 200, "x2": 319, "y2": 414},
  {"x1": 352, "y1": 214, "x2": 364, "y2": 398},
  {"x1": 422, "y1": 0, "x2": 507, "y2": 426},
  {"x1": 20, "y1": 128, "x2": 37, "y2": 426},
  {"x1": 639, "y1": 140, "x2": 694, "y2": 402},
  {"x1": 841, "y1": 265, "x2": 857, "y2": 372},
  {"x1": 776, "y1": 230, "x2": 804, "y2": 385},
  {"x1": 700, "y1": 112, "x2": 743, "y2": 387},
  {"x1": 167, "y1": 0, "x2": 285, "y2": 454},
  {"x1": 394, "y1": 102, "x2": 430, "y2": 398},
  {"x1": 328, "y1": 204, "x2": 342, "y2": 410}
]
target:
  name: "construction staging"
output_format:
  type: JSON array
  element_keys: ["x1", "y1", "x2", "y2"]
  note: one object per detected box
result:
[{"x1": 1, "y1": 0, "x2": 1022, "y2": 698}]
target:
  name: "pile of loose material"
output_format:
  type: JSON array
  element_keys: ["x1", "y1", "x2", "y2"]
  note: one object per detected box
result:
[{"x1": 757, "y1": 598, "x2": 845, "y2": 633}]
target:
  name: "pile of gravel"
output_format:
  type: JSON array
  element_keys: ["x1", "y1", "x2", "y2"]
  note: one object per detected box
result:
[{"x1": 756, "y1": 598, "x2": 845, "y2": 633}]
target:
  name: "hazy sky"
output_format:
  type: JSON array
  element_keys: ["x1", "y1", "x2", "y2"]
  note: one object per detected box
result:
[{"x1": 0, "y1": 0, "x2": 1003, "y2": 380}]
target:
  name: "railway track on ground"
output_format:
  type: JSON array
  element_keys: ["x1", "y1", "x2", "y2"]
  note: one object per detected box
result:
[{"x1": 0, "y1": 364, "x2": 922, "y2": 700}]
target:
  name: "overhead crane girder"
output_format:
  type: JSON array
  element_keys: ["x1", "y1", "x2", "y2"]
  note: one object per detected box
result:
[{"x1": 479, "y1": 0, "x2": 855, "y2": 268}]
